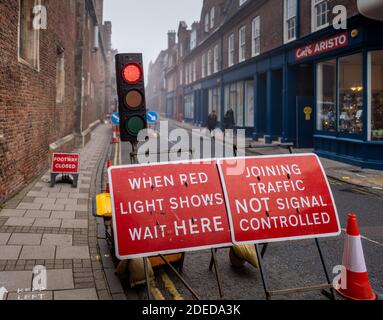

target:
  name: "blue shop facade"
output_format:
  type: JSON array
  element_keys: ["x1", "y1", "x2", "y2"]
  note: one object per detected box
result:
[{"x1": 181, "y1": 16, "x2": 383, "y2": 170}]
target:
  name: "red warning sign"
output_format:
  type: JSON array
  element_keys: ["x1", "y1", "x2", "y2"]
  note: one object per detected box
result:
[
  {"x1": 218, "y1": 154, "x2": 340, "y2": 244},
  {"x1": 51, "y1": 153, "x2": 80, "y2": 174},
  {"x1": 108, "y1": 161, "x2": 232, "y2": 260}
]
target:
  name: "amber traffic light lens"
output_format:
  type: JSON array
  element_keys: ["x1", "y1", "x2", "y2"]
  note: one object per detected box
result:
[
  {"x1": 125, "y1": 90, "x2": 143, "y2": 109},
  {"x1": 122, "y1": 64, "x2": 142, "y2": 83}
]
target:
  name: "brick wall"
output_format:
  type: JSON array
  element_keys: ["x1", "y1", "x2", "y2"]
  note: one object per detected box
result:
[
  {"x1": 0, "y1": 0, "x2": 77, "y2": 202},
  {"x1": 0, "y1": 0, "x2": 110, "y2": 203}
]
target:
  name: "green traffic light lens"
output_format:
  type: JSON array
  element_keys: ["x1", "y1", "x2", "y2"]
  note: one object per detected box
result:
[{"x1": 127, "y1": 116, "x2": 145, "y2": 135}]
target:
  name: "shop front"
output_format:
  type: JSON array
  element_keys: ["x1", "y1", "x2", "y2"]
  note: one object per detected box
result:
[{"x1": 289, "y1": 18, "x2": 383, "y2": 170}]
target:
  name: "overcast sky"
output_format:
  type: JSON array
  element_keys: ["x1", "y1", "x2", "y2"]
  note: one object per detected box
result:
[{"x1": 103, "y1": 0, "x2": 203, "y2": 78}]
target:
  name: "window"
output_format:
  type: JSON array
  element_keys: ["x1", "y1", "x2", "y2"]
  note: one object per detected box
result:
[
  {"x1": 185, "y1": 65, "x2": 189, "y2": 85},
  {"x1": 205, "y1": 13, "x2": 209, "y2": 32},
  {"x1": 19, "y1": 0, "x2": 40, "y2": 69},
  {"x1": 369, "y1": 51, "x2": 383, "y2": 141},
  {"x1": 210, "y1": 7, "x2": 215, "y2": 29},
  {"x1": 224, "y1": 82, "x2": 244, "y2": 127},
  {"x1": 207, "y1": 50, "x2": 213, "y2": 76},
  {"x1": 179, "y1": 67, "x2": 183, "y2": 85},
  {"x1": 193, "y1": 60, "x2": 197, "y2": 82},
  {"x1": 189, "y1": 63, "x2": 193, "y2": 83},
  {"x1": 317, "y1": 59, "x2": 337, "y2": 132},
  {"x1": 190, "y1": 29, "x2": 197, "y2": 50},
  {"x1": 228, "y1": 34, "x2": 234, "y2": 67},
  {"x1": 252, "y1": 17, "x2": 261, "y2": 57},
  {"x1": 284, "y1": 0, "x2": 297, "y2": 43},
  {"x1": 214, "y1": 45, "x2": 219, "y2": 73},
  {"x1": 209, "y1": 88, "x2": 221, "y2": 121},
  {"x1": 56, "y1": 48, "x2": 65, "y2": 104},
  {"x1": 312, "y1": 0, "x2": 329, "y2": 32},
  {"x1": 184, "y1": 94, "x2": 195, "y2": 119},
  {"x1": 316, "y1": 54, "x2": 364, "y2": 135},
  {"x1": 338, "y1": 54, "x2": 363, "y2": 135},
  {"x1": 202, "y1": 53, "x2": 207, "y2": 78},
  {"x1": 239, "y1": 0, "x2": 247, "y2": 6},
  {"x1": 239, "y1": 26, "x2": 246, "y2": 62},
  {"x1": 245, "y1": 80, "x2": 255, "y2": 127}
]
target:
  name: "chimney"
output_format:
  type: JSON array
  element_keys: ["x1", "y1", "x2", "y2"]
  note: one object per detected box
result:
[{"x1": 168, "y1": 30, "x2": 176, "y2": 49}]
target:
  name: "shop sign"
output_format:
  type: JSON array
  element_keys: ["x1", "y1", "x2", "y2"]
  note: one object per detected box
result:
[{"x1": 295, "y1": 32, "x2": 349, "y2": 60}]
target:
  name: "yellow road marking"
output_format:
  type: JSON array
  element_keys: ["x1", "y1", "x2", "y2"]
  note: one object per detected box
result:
[
  {"x1": 150, "y1": 279, "x2": 165, "y2": 300},
  {"x1": 160, "y1": 269, "x2": 184, "y2": 300}
]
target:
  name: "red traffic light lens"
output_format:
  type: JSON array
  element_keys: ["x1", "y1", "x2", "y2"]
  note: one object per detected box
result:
[{"x1": 122, "y1": 63, "x2": 142, "y2": 83}]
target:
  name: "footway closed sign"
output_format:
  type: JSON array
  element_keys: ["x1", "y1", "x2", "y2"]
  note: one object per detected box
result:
[
  {"x1": 218, "y1": 154, "x2": 341, "y2": 244},
  {"x1": 108, "y1": 161, "x2": 232, "y2": 259},
  {"x1": 108, "y1": 154, "x2": 340, "y2": 259}
]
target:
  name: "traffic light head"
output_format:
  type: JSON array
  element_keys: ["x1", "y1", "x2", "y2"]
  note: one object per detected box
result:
[{"x1": 115, "y1": 53, "x2": 147, "y2": 143}]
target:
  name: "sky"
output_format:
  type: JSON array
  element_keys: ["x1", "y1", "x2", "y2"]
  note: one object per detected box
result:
[{"x1": 103, "y1": 0, "x2": 204, "y2": 78}]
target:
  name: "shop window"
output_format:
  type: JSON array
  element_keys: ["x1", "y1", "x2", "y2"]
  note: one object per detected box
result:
[
  {"x1": 19, "y1": 0, "x2": 40, "y2": 69},
  {"x1": 312, "y1": 0, "x2": 329, "y2": 32},
  {"x1": 184, "y1": 94, "x2": 195, "y2": 119},
  {"x1": 284, "y1": 0, "x2": 297, "y2": 43},
  {"x1": 224, "y1": 82, "x2": 244, "y2": 127},
  {"x1": 245, "y1": 81, "x2": 255, "y2": 127},
  {"x1": 209, "y1": 88, "x2": 221, "y2": 121},
  {"x1": 339, "y1": 53, "x2": 363, "y2": 135},
  {"x1": 317, "y1": 59, "x2": 336, "y2": 132},
  {"x1": 369, "y1": 51, "x2": 383, "y2": 141}
]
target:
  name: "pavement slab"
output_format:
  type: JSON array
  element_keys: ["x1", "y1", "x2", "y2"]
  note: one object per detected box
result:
[
  {"x1": 0, "y1": 233, "x2": 11, "y2": 245},
  {"x1": 56, "y1": 246, "x2": 90, "y2": 260},
  {"x1": 0, "y1": 271, "x2": 33, "y2": 292},
  {"x1": 0, "y1": 246, "x2": 22, "y2": 260},
  {"x1": 42, "y1": 234, "x2": 72, "y2": 246},
  {"x1": 53, "y1": 288, "x2": 98, "y2": 300},
  {"x1": 8, "y1": 234, "x2": 42, "y2": 246},
  {"x1": 19, "y1": 246, "x2": 56, "y2": 260}
]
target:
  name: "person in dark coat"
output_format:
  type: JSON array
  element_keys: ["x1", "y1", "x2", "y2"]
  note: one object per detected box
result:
[
  {"x1": 207, "y1": 110, "x2": 218, "y2": 134},
  {"x1": 224, "y1": 108, "x2": 235, "y2": 130}
]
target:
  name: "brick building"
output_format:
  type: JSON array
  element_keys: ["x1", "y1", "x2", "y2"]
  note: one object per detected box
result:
[
  {"x1": 0, "y1": 0, "x2": 113, "y2": 203},
  {"x1": 147, "y1": 0, "x2": 383, "y2": 169}
]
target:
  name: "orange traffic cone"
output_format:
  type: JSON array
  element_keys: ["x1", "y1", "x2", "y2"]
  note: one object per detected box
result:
[
  {"x1": 337, "y1": 213, "x2": 376, "y2": 300},
  {"x1": 112, "y1": 126, "x2": 118, "y2": 143}
]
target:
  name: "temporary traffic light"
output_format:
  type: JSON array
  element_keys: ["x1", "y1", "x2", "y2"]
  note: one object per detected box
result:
[{"x1": 115, "y1": 53, "x2": 147, "y2": 143}]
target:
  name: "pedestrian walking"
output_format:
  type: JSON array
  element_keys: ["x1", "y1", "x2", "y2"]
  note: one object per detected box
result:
[
  {"x1": 224, "y1": 108, "x2": 235, "y2": 137},
  {"x1": 207, "y1": 110, "x2": 218, "y2": 138}
]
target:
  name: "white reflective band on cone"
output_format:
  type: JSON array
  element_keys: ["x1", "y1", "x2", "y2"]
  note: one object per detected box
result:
[{"x1": 342, "y1": 235, "x2": 367, "y2": 273}]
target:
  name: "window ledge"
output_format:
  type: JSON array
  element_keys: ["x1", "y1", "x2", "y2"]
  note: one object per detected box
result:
[
  {"x1": 312, "y1": 23, "x2": 330, "y2": 33},
  {"x1": 18, "y1": 57, "x2": 40, "y2": 72}
]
